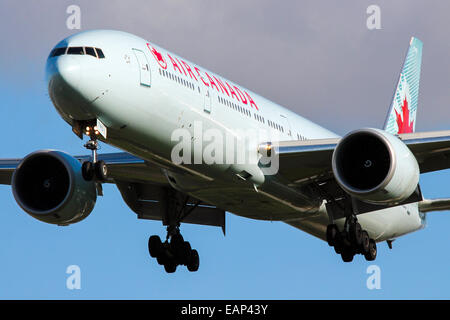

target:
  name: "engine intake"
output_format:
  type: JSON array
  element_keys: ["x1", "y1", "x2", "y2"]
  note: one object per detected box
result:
[
  {"x1": 332, "y1": 128, "x2": 419, "y2": 205},
  {"x1": 12, "y1": 150, "x2": 97, "y2": 225}
]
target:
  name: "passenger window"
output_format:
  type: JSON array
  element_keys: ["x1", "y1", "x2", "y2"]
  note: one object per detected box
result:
[
  {"x1": 67, "y1": 47, "x2": 84, "y2": 55},
  {"x1": 85, "y1": 47, "x2": 96, "y2": 57},
  {"x1": 95, "y1": 48, "x2": 105, "y2": 58}
]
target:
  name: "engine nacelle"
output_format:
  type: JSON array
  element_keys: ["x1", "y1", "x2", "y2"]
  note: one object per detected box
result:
[
  {"x1": 332, "y1": 128, "x2": 419, "y2": 205},
  {"x1": 12, "y1": 150, "x2": 97, "y2": 225}
]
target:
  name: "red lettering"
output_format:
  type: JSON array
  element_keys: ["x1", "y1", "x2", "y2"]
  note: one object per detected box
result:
[
  {"x1": 194, "y1": 67, "x2": 209, "y2": 86},
  {"x1": 167, "y1": 54, "x2": 183, "y2": 74},
  {"x1": 234, "y1": 86, "x2": 248, "y2": 104},
  {"x1": 175, "y1": 57, "x2": 187, "y2": 76},
  {"x1": 214, "y1": 77, "x2": 229, "y2": 96},
  {"x1": 226, "y1": 82, "x2": 240, "y2": 101},
  {"x1": 182, "y1": 61, "x2": 198, "y2": 81},
  {"x1": 245, "y1": 91, "x2": 258, "y2": 110},
  {"x1": 205, "y1": 72, "x2": 219, "y2": 92}
]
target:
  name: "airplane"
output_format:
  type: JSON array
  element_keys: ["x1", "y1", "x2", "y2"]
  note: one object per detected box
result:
[{"x1": 1, "y1": 30, "x2": 450, "y2": 273}]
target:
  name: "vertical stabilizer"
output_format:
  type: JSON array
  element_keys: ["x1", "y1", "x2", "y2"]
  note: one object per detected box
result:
[{"x1": 384, "y1": 37, "x2": 423, "y2": 134}]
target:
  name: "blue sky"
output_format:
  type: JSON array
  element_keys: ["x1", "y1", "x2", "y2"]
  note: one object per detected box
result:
[{"x1": 1, "y1": 1, "x2": 450, "y2": 299}]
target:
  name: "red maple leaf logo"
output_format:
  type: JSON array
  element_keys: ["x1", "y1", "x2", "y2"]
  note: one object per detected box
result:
[
  {"x1": 394, "y1": 96, "x2": 414, "y2": 134},
  {"x1": 147, "y1": 43, "x2": 167, "y2": 69}
]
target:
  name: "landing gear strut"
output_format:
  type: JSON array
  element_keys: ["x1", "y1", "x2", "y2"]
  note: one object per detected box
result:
[
  {"x1": 148, "y1": 226, "x2": 200, "y2": 273},
  {"x1": 81, "y1": 126, "x2": 107, "y2": 182}
]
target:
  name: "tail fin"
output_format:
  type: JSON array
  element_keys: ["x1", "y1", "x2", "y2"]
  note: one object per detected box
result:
[{"x1": 383, "y1": 37, "x2": 423, "y2": 134}]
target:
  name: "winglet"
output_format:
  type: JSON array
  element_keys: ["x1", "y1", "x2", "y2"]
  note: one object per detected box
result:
[{"x1": 384, "y1": 37, "x2": 423, "y2": 134}]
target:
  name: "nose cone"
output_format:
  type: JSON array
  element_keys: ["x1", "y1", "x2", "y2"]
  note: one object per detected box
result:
[
  {"x1": 46, "y1": 55, "x2": 93, "y2": 121},
  {"x1": 55, "y1": 57, "x2": 81, "y2": 89},
  {"x1": 46, "y1": 55, "x2": 81, "y2": 93}
]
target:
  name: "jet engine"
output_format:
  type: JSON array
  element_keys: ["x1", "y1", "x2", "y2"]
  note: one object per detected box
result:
[
  {"x1": 332, "y1": 128, "x2": 419, "y2": 205},
  {"x1": 11, "y1": 150, "x2": 97, "y2": 225}
]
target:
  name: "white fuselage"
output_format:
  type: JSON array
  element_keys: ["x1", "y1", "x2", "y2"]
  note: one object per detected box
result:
[{"x1": 45, "y1": 30, "x2": 425, "y2": 243}]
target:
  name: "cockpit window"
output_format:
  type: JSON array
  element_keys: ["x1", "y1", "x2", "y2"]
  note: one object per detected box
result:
[
  {"x1": 50, "y1": 47, "x2": 67, "y2": 57},
  {"x1": 85, "y1": 47, "x2": 96, "y2": 57},
  {"x1": 95, "y1": 48, "x2": 105, "y2": 59},
  {"x1": 67, "y1": 47, "x2": 84, "y2": 55},
  {"x1": 50, "y1": 46, "x2": 105, "y2": 59}
]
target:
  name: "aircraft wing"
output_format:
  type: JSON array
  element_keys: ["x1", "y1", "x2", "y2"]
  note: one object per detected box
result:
[
  {"x1": 271, "y1": 138, "x2": 339, "y2": 184},
  {"x1": 398, "y1": 130, "x2": 450, "y2": 173},
  {"x1": 0, "y1": 159, "x2": 19, "y2": 185},
  {"x1": 0, "y1": 152, "x2": 169, "y2": 186},
  {"x1": 3, "y1": 130, "x2": 450, "y2": 187},
  {"x1": 271, "y1": 130, "x2": 450, "y2": 185}
]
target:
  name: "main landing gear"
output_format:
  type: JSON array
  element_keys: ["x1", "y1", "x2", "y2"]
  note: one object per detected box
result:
[
  {"x1": 148, "y1": 191, "x2": 202, "y2": 273},
  {"x1": 326, "y1": 217, "x2": 377, "y2": 263},
  {"x1": 148, "y1": 226, "x2": 200, "y2": 273}
]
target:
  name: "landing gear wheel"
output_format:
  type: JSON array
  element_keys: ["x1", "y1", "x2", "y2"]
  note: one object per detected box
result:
[
  {"x1": 326, "y1": 224, "x2": 339, "y2": 247},
  {"x1": 341, "y1": 246, "x2": 354, "y2": 263},
  {"x1": 181, "y1": 241, "x2": 192, "y2": 264},
  {"x1": 149, "y1": 204, "x2": 202, "y2": 272},
  {"x1": 334, "y1": 243, "x2": 342, "y2": 254},
  {"x1": 164, "y1": 261, "x2": 177, "y2": 273},
  {"x1": 82, "y1": 161, "x2": 94, "y2": 181},
  {"x1": 187, "y1": 249, "x2": 200, "y2": 272},
  {"x1": 350, "y1": 222, "x2": 363, "y2": 247},
  {"x1": 156, "y1": 253, "x2": 167, "y2": 266},
  {"x1": 360, "y1": 231, "x2": 370, "y2": 254},
  {"x1": 333, "y1": 232, "x2": 343, "y2": 254},
  {"x1": 364, "y1": 239, "x2": 377, "y2": 261},
  {"x1": 94, "y1": 160, "x2": 108, "y2": 182},
  {"x1": 170, "y1": 234, "x2": 186, "y2": 258},
  {"x1": 148, "y1": 235, "x2": 163, "y2": 258}
]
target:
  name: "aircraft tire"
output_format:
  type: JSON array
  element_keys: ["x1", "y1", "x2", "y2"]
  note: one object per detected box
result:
[
  {"x1": 326, "y1": 224, "x2": 339, "y2": 246},
  {"x1": 350, "y1": 222, "x2": 363, "y2": 247},
  {"x1": 164, "y1": 261, "x2": 177, "y2": 273},
  {"x1": 148, "y1": 235, "x2": 163, "y2": 258},
  {"x1": 364, "y1": 239, "x2": 377, "y2": 261},
  {"x1": 94, "y1": 160, "x2": 108, "y2": 182},
  {"x1": 341, "y1": 246, "x2": 354, "y2": 263},
  {"x1": 360, "y1": 231, "x2": 370, "y2": 255},
  {"x1": 187, "y1": 249, "x2": 200, "y2": 272},
  {"x1": 82, "y1": 161, "x2": 94, "y2": 181}
]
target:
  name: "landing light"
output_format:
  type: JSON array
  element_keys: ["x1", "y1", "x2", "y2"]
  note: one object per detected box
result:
[{"x1": 258, "y1": 143, "x2": 273, "y2": 158}]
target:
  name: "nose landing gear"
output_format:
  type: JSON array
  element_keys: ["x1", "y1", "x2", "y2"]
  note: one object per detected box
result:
[{"x1": 81, "y1": 125, "x2": 108, "y2": 182}]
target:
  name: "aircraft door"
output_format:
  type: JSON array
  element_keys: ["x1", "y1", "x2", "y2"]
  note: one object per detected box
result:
[
  {"x1": 280, "y1": 114, "x2": 293, "y2": 139},
  {"x1": 132, "y1": 48, "x2": 151, "y2": 87},
  {"x1": 204, "y1": 87, "x2": 212, "y2": 113}
]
